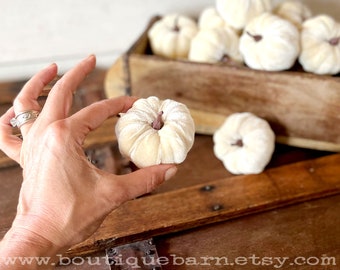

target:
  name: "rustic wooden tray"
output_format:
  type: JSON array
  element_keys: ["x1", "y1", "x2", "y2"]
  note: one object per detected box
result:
[
  {"x1": 104, "y1": 16, "x2": 340, "y2": 152},
  {"x1": 67, "y1": 152, "x2": 340, "y2": 257},
  {"x1": 1, "y1": 69, "x2": 340, "y2": 264}
]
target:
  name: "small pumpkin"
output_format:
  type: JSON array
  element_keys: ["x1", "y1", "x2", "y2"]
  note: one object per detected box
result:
[
  {"x1": 216, "y1": 0, "x2": 272, "y2": 31},
  {"x1": 213, "y1": 112, "x2": 275, "y2": 175},
  {"x1": 115, "y1": 96, "x2": 195, "y2": 168},
  {"x1": 148, "y1": 14, "x2": 198, "y2": 59},
  {"x1": 299, "y1": 15, "x2": 340, "y2": 75},
  {"x1": 239, "y1": 12, "x2": 300, "y2": 71},
  {"x1": 198, "y1": 7, "x2": 231, "y2": 31},
  {"x1": 274, "y1": 0, "x2": 312, "y2": 30},
  {"x1": 188, "y1": 27, "x2": 243, "y2": 63}
]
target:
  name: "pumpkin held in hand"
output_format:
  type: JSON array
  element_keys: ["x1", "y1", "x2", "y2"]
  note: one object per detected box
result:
[{"x1": 116, "y1": 96, "x2": 195, "y2": 168}]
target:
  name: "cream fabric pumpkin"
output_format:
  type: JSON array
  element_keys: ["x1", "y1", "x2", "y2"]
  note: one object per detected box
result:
[
  {"x1": 188, "y1": 27, "x2": 243, "y2": 63},
  {"x1": 115, "y1": 96, "x2": 195, "y2": 168},
  {"x1": 299, "y1": 15, "x2": 340, "y2": 75},
  {"x1": 239, "y1": 12, "x2": 300, "y2": 71},
  {"x1": 198, "y1": 7, "x2": 230, "y2": 30},
  {"x1": 274, "y1": 0, "x2": 312, "y2": 30},
  {"x1": 148, "y1": 14, "x2": 198, "y2": 59},
  {"x1": 213, "y1": 112, "x2": 275, "y2": 175},
  {"x1": 216, "y1": 0, "x2": 272, "y2": 31}
]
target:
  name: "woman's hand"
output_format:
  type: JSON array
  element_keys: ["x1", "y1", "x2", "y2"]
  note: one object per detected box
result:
[{"x1": 0, "y1": 55, "x2": 177, "y2": 268}]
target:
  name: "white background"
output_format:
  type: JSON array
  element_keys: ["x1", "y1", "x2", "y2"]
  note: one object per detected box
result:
[{"x1": 0, "y1": 0, "x2": 339, "y2": 81}]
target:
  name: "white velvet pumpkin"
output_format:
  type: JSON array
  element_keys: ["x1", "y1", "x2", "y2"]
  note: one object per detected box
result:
[
  {"x1": 188, "y1": 27, "x2": 243, "y2": 63},
  {"x1": 274, "y1": 0, "x2": 312, "y2": 30},
  {"x1": 115, "y1": 96, "x2": 195, "y2": 168},
  {"x1": 239, "y1": 12, "x2": 300, "y2": 71},
  {"x1": 299, "y1": 15, "x2": 340, "y2": 75},
  {"x1": 216, "y1": 0, "x2": 273, "y2": 31},
  {"x1": 148, "y1": 14, "x2": 198, "y2": 59},
  {"x1": 198, "y1": 7, "x2": 231, "y2": 30},
  {"x1": 213, "y1": 112, "x2": 275, "y2": 175}
]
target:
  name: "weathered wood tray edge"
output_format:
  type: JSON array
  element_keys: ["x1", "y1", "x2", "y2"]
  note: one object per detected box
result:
[
  {"x1": 67, "y1": 153, "x2": 340, "y2": 257},
  {"x1": 104, "y1": 16, "x2": 340, "y2": 152}
]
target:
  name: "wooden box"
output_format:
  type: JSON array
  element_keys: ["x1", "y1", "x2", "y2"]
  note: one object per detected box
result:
[{"x1": 105, "y1": 16, "x2": 340, "y2": 152}]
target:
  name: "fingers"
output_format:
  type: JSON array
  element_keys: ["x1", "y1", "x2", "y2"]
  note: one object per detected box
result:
[
  {"x1": 68, "y1": 96, "x2": 137, "y2": 145},
  {"x1": 39, "y1": 55, "x2": 96, "y2": 125},
  {"x1": 13, "y1": 63, "x2": 58, "y2": 137},
  {"x1": 102, "y1": 164, "x2": 177, "y2": 207},
  {"x1": 0, "y1": 107, "x2": 22, "y2": 163}
]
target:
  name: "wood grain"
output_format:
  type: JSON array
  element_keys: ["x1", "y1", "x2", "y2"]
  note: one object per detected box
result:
[
  {"x1": 2, "y1": 66, "x2": 339, "y2": 268},
  {"x1": 104, "y1": 16, "x2": 340, "y2": 151},
  {"x1": 156, "y1": 194, "x2": 340, "y2": 270},
  {"x1": 66, "y1": 153, "x2": 340, "y2": 257},
  {"x1": 128, "y1": 55, "x2": 340, "y2": 147}
]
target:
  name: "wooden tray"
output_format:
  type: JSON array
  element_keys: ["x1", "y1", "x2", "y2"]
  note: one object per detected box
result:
[
  {"x1": 67, "y1": 152, "x2": 340, "y2": 257},
  {"x1": 104, "y1": 16, "x2": 340, "y2": 152},
  {"x1": 1, "y1": 69, "x2": 339, "y2": 263}
]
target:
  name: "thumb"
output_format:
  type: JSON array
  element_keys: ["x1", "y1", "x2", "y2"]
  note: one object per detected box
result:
[{"x1": 100, "y1": 165, "x2": 177, "y2": 207}]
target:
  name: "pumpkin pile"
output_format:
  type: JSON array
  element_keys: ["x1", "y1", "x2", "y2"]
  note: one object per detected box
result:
[
  {"x1": 116, "y1": 1, "x2": 339, "y2": 176},
  {"x1": 147, "y1": 0, "x2": 340, "y2": 75}
]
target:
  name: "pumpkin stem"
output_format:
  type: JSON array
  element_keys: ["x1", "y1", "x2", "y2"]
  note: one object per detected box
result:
[
  {"x1": 231, "y1": 139, "x2": 244, "y2": 147},
  {"x1": 247, "y1": 31, "x2": 263, "y2": 42},
  {"x1": 329, "y1": 37, "x2": 340, "y2": 46},
  {"x1": 173, "y1": 16, "x2": 180, "y2": 32},
  {"x1": 152, "y1": 111, "x2": 164, "y2": 130},
  {"x1": 220, "y1": 54, "x2": 230, "y2": 62}
]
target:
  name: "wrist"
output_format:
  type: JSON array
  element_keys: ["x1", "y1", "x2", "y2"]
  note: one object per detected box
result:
[{"x1": 0, "y1": 227, "x2": 61, "y2": 269}]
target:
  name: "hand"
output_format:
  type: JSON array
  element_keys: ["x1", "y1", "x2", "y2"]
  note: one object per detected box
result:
[{"x1": 0, "y1": 55, "x2": 177, "y2": 268}]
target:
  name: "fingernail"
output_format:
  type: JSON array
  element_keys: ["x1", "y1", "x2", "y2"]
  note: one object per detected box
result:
[
  {"x1": 86, "y1": 54, "x2": 96, "y2": 61},
  {"x1": 165, "y1": 166, "x2": 177, "y2": 181},
  {"x1": 47, "y1": 63, "x2": 57, "y2": 70}
]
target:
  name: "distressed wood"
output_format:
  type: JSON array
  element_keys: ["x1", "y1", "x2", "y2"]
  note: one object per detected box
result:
[
  {"x1": 1, "y1": 65, "x2": 339, "y2": 269},
  {"x1": 156, "y1": 194, "x2": 340, "y2": 270},
  {"x1": 66, "y1": 153, "x2": 340, "y2": 257},
  {"x1": 104, "y1": 55, "x2": 131, "y2": 98},
  {"x1": 0, "y1": 81, "x2": 25, "y2": 105},
  {"x1": 54, "y1": 194, "x2": 340, "y2": 269},
  {"x1": 105, "y1": 16, "x2": 340, "y2": 152},
  {"x1": 2, "y1": 135, "x2": 327, "y2": 242},
  {"x1": 128, "y1": 56, "x2": 340, "y2": 150}
]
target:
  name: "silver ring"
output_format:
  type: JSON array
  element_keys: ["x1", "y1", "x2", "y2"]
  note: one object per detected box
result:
[{"x1": 10, "y1": 110, "x2": 39, "y2": 128}]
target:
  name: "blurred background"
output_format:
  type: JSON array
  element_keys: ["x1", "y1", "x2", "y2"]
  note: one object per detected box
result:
[{"x1": 0, "y1": 0, "x2": 339, "y2": 82}]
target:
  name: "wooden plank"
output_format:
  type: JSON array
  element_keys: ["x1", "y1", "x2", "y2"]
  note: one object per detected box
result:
[
  {"x1": 66, "y1": 153, "x2": 340, "y2": 257},
  {"x1": 1, "y1": 135, "x2": 327, "y2": 239},
  {"x1": 126, "y1": 54, "x2": 340, "y2": 150},
  {"x1": 155, "y1": 194, "x2": 340, "y2": 270},
  {"x1": 0, "y1": 81, "x2": 26, "y2": 105},
  {"x1": 104, "y1": 55, "x2": 130, "y2": 98}
]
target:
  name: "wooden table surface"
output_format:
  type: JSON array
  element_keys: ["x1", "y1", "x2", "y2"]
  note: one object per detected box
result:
[{"x1": 0, "y1": 69, "x2": 339, "y2": 269}]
